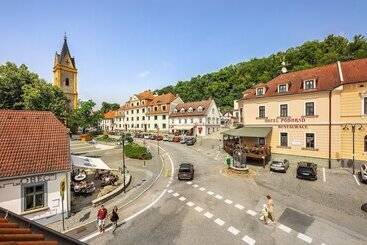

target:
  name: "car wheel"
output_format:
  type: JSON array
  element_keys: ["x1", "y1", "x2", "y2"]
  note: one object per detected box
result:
[{"x1": 361, "y1": 203, "x2": 367, "y2": 212}]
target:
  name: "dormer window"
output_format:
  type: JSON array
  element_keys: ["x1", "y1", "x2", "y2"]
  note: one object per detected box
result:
[
  {"x1": 278, "y1": 84, "x2": 288, "y2": 93},
  {"x1": 162, "y1": 105, "x2": 166, "y2": 111},
  {"x1": 256, "y1": 87, "x2": 265, "y2": 96},
  {"x1": 174, "y1": 108, "x2": 178, "y2": 113},
  {"x1": 188, "y1": 107, "x2": 193, "y2": 112},
  {"x1": 180, "y1": 108, "x2": 185, "y2": 113},
  {"x1": 304, "y1": 79, "x2": 316, "y2": 90},
  {"x1": 65, "y1": 78, "x2": 70, "y2": 86},
  {"x1": 197, "y1": 106, "x2": 203, "y2": 112}
]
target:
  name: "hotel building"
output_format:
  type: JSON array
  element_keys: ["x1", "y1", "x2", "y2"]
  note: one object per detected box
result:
[{"x1": 231, "y1": 58, "x2": 367, "y2": 168}]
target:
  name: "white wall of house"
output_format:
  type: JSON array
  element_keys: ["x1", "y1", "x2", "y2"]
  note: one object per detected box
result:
[{"x1": 0, "y1": 172, "x2": 71, "y2": 225}]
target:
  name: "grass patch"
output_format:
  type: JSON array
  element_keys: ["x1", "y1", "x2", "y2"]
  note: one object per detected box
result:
[
  {"x1": 124, "y1": 142, "x2": 152, "y2": 160},
  {"x1": 96, "y1": 134, "x2": 117, "y2": 142}
]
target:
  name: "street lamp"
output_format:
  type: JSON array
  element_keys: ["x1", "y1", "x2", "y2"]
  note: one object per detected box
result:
[
  {"x1": 119, "y1": 132, "x2": 130, "y2": 192},
  {"x1": 155, "y1": 125, "x2": 160, "y2": 155},
  {"x1": 342, "y1": 123, "x2": 363, "y2": 174}
]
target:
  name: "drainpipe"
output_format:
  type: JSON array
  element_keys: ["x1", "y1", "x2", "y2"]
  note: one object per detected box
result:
[{"x1": 328, "y1": 90, "x2": 332, "y2": 169}]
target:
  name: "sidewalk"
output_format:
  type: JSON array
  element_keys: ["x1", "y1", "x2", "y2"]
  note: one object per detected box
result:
[{"x1": 47, "y1": 146, "x2": 163, "y2": 233}]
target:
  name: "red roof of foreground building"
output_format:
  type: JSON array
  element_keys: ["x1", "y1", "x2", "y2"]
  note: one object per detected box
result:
[
  {"x1": 0, "y1": 110, "x2": 71, "y2": 179},
  {"x1": 242, "y1": 58, "x2": 367, "y2": 100},
  {"x1": 103, "y1": 110, "x2": 120, "y2": 119}
]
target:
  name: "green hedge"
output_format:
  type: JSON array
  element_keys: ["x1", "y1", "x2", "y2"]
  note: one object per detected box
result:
[
  {"x1": 123, "y1": 142, "x2": 152, "y2": 160},
  {"x1": 96, "y1": 134, "x2": 117, "y2": 142}
]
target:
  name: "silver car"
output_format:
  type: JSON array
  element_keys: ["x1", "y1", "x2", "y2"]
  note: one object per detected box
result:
[
  {"x1": 360, "y1": 163, "x2": 367, "y2": 183},
  {"x1": 270, "y1": 159, "x2": 289, "y2": 173}
]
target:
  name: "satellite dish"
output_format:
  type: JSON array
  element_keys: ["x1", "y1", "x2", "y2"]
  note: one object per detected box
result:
[{"x1": 281, "y1": 67, "x2": 287, "y2": 73}]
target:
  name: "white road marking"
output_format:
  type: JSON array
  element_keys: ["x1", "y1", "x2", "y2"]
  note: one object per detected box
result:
[
  {"x1": 193, "y1": 184, "x2": 199, "y2": 188},
  {"x1": 297, "y1": 233, "x2": 312, "y2": 243},
  {"x1": 323, "y1": 167, "x2": 326, "y2": 182},
  {"x1": 167, "y1": 189, "x2": 173, "y2": 193},
  {"x1": 186, "y1": 181, "x2": 192, "y2": 185},
  {"x1": 179, "y1": 196, "x2": 186, "y2": 201},
  {"x1": 186, "y1": 201, "x2": 195, "y2": 207},
  {"x1": 227, "y1": 226, "x2": 240, "y2": 235},
  {"x1": 214, "y1": 218, "x2": 225, "y2": 226},
  {"x1": 204, "y1": 212, "x2": 213, "y2": 219},
  {"x1": 215, "y1": 194, "x2": 223, "y2": 200},
  {"x1": 246, "y1": 210, "x2": 257, "y2": 216},
  {"x1": 194, "y1": 206, "x2": 204, "y2": 212},
  {"x1": 207, "y1": 191, "x2": 214, "y2": 195},
  {"x1": 353, "y1": 174, "x2": 361, "y2": 186},
  {"x1": 235, "y1": 204, "x2": 244, "y2": 210},
  {"x1": 278, "y1": 224, "x2": 292, "y2": 233},
  {"x1": 166, "y1": 184, "x2": 170, "y2": 187},
  {"x1": 242, "y1": 235, "x2": 256, "y2": 245},
  {"x1": 173, "y1": 192, "x2": 179, "y2": 197},
  {"x1": 224, "y1": 199, "x2": 233, "y2": 205},
  {"x1": 199, "y1": 187, "x2": 206, "y2": 191}
]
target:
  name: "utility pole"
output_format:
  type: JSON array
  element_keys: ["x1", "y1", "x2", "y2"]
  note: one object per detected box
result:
[
  {"x1": 342, "y1": 123, "x2": 363, "y2": 175},
  {"x1": 120, "y1": 132, "x2": 126, "y2": 192}
]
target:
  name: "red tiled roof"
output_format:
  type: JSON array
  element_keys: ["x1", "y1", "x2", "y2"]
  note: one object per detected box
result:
[
  {"x1": 103, "y1": 110, "x2": 119, "y2": 119},
  {"x1": 148, "y1": 93, "x2": 176, "y2": 106},
  {"x1": 170, "y1": 100, "x2": 212, "y2": 117},
  {"x1": 136, "y1": 91, "x2": 155, "y2": 100},
  {"x1": 242, "y1": 58, "x2": 367, "y2": 100},
  {"x1": 0, "y1": 110, "x2": 71, "y2": 179},
  {"x1": 341, "y1": 58, "x2": 367, "y2": 84}
]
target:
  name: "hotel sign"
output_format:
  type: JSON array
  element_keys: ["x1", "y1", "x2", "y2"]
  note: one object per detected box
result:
[{"x1": 264, "y1": 117, "x2": 308, "y2": 129}]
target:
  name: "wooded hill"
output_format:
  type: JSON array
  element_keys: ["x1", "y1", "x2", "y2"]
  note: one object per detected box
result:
[{"x1": 155, "y1": 35, "x2": 367, "y2": 112}]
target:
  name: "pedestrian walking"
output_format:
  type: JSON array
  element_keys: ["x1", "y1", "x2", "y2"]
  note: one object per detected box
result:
[
  {"x1": 97, "y1": 204, "x2": 108, "y2": 233},
  {"x1": 266, "y1": 194, "x2": 275, "y2": 223},
  {"x1": 259, "y1": 204, "x2": 269, "y2": 224},
  {"x1": 110, "y1": 206, "x2": 119, "y2": 232}
]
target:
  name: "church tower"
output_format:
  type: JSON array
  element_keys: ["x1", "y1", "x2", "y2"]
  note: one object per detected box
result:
[{"x1": 53, "y1": 34, "x2": 78, "y2": 110}]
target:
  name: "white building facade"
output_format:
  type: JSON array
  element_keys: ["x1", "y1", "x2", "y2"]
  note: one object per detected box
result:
[{"x1": 169, "y1": 99, "x2": 221, "y2": 136}]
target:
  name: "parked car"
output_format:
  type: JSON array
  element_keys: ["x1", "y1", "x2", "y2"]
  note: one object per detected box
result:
[
  {"x1": 143, "y1": 134, "x2": 150, "y2": 139},
  {"x1": 168, "y1": 135, "x2": 174, "y2": 142},
  {"x1": 150, "y1": 135, "x2": 157, "y2": 140},
  {"x1": 296, "y1": 162, "x2": 317, "y2": 181},
  {"x1": 270, "y1": 159, "x2": 289, "y2": 173},
  {"x1": 156, "y1": 135, "x2": 163, "y2": 141},
  {"x1": 361, "y1": 163, "x2": 367, "y2": 183},
  {"x1": 178, "y1": 163, "x2": 194, "y2": 180},
  {"x1": 186, "y1": 137, "x2": 196, "y2": 146},
  {"x1": 180, "y1": 136, "x2": 187, "y2": 144},
  {"x1": 163, "y1": 135, "x2": 170, "y2": 141},
  {"x1": 173, "y1": 136, "x2": 181, "y2": 142}
]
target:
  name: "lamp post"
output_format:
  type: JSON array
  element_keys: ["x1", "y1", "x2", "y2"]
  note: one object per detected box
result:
[
  {"x1": 156, "y1": 125, "x2": 160, "y2": 155},
  {"x1": 119, "y1": 132, "x2": 129, "y2": 192},
  {"x1": 342, "y1": 123, "x2": 363, "y2": 174}
]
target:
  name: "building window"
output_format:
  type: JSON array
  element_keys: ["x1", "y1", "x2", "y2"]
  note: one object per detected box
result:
[
  {"x1": 154, "y1": 115, "x2": 158, "y2": 120},
  {"x1": 154, "y1": 124, "x2": 158, "y2": 129},
  {"x1": 179, "y1": 119, "x2": 182, "y2": 124},
  {"x1": 126, "y1": 111, "x2": 128, "y2": 115},
  {"x1": 199, "y1": 118, "x2": 202, "y2": 123},
  {"x1": 305, "y1": 102, "x2": 314, "y2": 116},
  {"x1": 258, "y1": 137, "x2": 265, "y2": 146},
  {"x1": 197, "y1": 106, "x2": 203, "y2": 112},
  {"x1": 162, "y1": 123, "x2": 166, "y2": 129},
  {"x1": 154, "y1": 107, "x2": 158, "y2": 111},
  {"x1": 142, "y1": 108, "x2": 145, "y2": 113},
  {"x1": 23, "y1": 184, "x2": 45, "y2": 211},
  {"x1": 137, "y1": 109, "x2": 139, "y2": 113},
  {"x1": 131, "y1": 110, "x2": 134, "y2": 114},
  {"x1": 365, "y1": 135, "x2": 367, "y2": 152},
  {"x1": 278, "y1": 84, "x2": 287, "y2": 93},
  {"x1": 280, "y1": 104, "x2": 288, "y2": 117},
  {"x1": 364, "y1": 97, "x2": 367, "y2": 115},
  {"x1": 162, "y1": 115, "x2": 166, "y2": 120},
  {"x1": 131, "y1": 117, "x2": 133, "y2": 121},
  {"x1": 304, "y1": 79, "x2": 316, "y2": 90},
  {"x1": 126, "y1": 118, "x2": 129, "y2": 121},
  {"x1": 258, "y1": 106, "x2": 265, "y2": 118},
  {"x1": 180, "y1": 108, "x2": 185, "y2": 113},
  {"x1": 148, "y1": 116, "x2": 150, "y2": 120},
  {"x1": 162, "y1": 105, "x2": 166, "y2": 111},
  {"x1": 137, "y1": 124, "x2": 139, "y2": 128},
  {"x1": 188, "y1": 107, "x2": 193, "y2": 112},
  {"x1": 256, "y1": 88, "x2": 264, "y2": 96},
  {"x1": 184, "y1": 119, "x2": 187, "y2": 124},
  {"x1": 65, "y1": 78, "x2": 69, "y2": 86},
  {"x1": 137, "y1": 102, "x2": 140, "y2": 106},
  {"x1": 137, "y1": 117, "x2": 139, "y2": 121},
  {"x1": 142, "y1": 116, "x2": 145, "y2": 120},
  {"x1": 306, "y1": 133, "x2": 315, "y2": 149},
  {"x1": 280, "y1": 132, "x2": 288, "y2": 147},
  {"x1": 190, "y1": 119, "x2": 193, "y2": 123}
]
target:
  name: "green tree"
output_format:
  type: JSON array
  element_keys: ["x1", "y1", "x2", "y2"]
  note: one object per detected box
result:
[
  {"x1": 22, "y1": 81, "x2": 70, "y2": 121},
  {"x1": 0, "y1": 62, "x2": 40, "y2": 109},
  {"x1": 100, "y1": 102, "x2": 120, "y2": 114},
  {"x1": 67, "y1": 100, "x2": 101, "y2": 133}
]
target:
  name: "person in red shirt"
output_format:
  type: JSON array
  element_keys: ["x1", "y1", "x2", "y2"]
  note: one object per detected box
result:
[{"x1": 97, "y1": 205, "x2": 108, "y2": 232}]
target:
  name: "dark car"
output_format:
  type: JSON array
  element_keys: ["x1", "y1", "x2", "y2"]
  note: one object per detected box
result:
[
  {"x1": 270, "y1": 159, "x2": 289, "y2": 173},
  {"x1": 296, "y1": 162, "x2": 317, "y2": 181},
  {"x1": 178, "y1": 163, "x2": 194, "y2": 180},
  {"x1": 186, "y1": 137, "x2": 196, "y2": 146},
  {"x1": 156, "y1": 135, "x2": 163, "y2": 141}
]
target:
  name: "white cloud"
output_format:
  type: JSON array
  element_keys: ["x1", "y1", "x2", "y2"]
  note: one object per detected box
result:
[{"x1": 137, "y1": 70, "x2": 151, "y2": 78}]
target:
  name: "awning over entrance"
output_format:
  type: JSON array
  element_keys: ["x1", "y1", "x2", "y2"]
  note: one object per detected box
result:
[
  {"x1": 222, "y1": 127, "x2": 272, "y2": 138},
  {"x1": 71, "y1": 155, "x2": 116, "y2": 170},
  {"x1": 173, "y1": 125, "x2": 194, "y2": 130}
]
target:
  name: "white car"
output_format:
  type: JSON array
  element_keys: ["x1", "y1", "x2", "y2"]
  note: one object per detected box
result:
[{"x1": 360, "y1": 163, "x2": 367, "y2": 183}]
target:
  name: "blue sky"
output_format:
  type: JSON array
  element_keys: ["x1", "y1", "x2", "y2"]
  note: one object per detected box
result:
[{"x1": 0, "y1": 0, "x2": 366, "y2": 106}]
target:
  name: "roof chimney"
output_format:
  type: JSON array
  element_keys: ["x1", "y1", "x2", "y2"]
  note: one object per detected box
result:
[{"x1": 337, "y1": 61, "x2": 344, "y2": 82}]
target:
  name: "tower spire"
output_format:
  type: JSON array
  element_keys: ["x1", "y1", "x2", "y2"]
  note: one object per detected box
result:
[{"x1": 64, "y1": 32, "x2": 67, "y2": 41}]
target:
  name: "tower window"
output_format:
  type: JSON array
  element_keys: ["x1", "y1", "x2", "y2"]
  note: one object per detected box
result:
[{"x1": 65, "y1": 78, "x2": 70, "y2": 86}]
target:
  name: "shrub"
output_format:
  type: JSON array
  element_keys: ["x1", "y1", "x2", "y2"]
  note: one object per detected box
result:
[
  {"x1": 96, "y1": 134, "x2": 117, "y2": 142},
  {"x1": 124, "y1": 142, "x2": 152, "y2": 160}
]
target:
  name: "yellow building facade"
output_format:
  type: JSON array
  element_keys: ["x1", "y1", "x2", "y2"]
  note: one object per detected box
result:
[
  {"x1": 238, "y1": 59, "x2": 367, "y2": 168},
  {"x1": 53, "y1": 36, "x2": 78, "y2": 110}
]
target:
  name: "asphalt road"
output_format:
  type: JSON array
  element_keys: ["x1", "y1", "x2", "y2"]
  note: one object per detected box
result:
[{"x1": 86, "y1": 140, "x2": 367, "y2": 245}]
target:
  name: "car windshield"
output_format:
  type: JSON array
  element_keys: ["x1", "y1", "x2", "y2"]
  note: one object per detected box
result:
[
  {"x1": 179, "y1": 168, "x2": 191, "y2": 173},
  {"x1": 272, "y1": 161, "x2": 283, "y2": 165}
]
